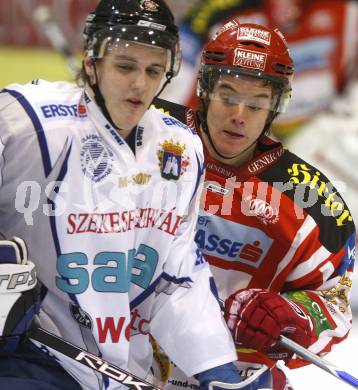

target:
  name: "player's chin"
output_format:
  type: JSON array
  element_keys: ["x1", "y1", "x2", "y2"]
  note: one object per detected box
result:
[
  {"x1": 118, "y1": 113, "x2": 145, "y2": 131},
  {"x1": 216, "y1": 140, "x2": 245, "y2": 158}
]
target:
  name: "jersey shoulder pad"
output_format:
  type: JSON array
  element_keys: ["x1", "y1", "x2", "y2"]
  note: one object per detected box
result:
[
  {"x1": 3, "y1": 80, "x2": 79, "y2": 98},
  {"x1": 260, "y1": 149, "x2": 355, "y2": 252},
  {"x1": 152, "y1": 97, "x2": 197, "y2": 130},
  {"x1": 150, "y1": 106, "x2": 198, "y2": 138}
]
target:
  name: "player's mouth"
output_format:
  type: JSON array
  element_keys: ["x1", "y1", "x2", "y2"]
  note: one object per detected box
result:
[
  {"x1": 126, "y1": 98, "x2": 144, "y2": 108},
  {"x1": 222, "y1": 130, "x2": 245, "y2": 139}
]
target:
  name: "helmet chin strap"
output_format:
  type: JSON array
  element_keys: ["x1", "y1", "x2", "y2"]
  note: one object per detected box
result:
[
  {"x1": 90, "y1": 62, "x2": 120, "y2": 130},
  {"x1": 154, "y1": 73, "x2": 173, "y2": 99}
]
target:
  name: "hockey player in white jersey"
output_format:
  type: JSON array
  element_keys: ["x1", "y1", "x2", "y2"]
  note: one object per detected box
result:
[{"x1": 0, "y1": 1, "x2": 254, "y2": 389}]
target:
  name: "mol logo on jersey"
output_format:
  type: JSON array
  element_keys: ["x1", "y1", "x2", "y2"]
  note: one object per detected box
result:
[{"x1": 195, "y1": 214, "x2": 273, "y2": 268}]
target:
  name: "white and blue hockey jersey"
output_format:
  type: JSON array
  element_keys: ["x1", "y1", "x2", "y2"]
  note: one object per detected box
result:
[{"x1": 0, "y1": 80, "x2": 237, "y2": 390}]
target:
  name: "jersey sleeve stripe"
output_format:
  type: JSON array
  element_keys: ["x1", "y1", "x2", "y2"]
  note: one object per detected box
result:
[
  {"x1": 268, "y1": 215, "x2": 317, "y2": 289},
  {"x1": 286, "y1": 245, "x2": 332, "y2": 282}
]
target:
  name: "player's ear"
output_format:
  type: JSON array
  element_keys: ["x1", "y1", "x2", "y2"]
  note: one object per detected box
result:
[{"x1": 83, "y1": 50, "x2": 96, "y2": 85}]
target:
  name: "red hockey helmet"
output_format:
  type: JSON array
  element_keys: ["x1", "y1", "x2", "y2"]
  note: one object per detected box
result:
[{"x1": 198, "y1": 19, "x2": 294, "y2": 115}]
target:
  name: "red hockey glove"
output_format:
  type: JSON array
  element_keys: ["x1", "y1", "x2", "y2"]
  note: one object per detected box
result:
[{"x1": 224, "y1": 289, "x2": 313, "y2": 360}]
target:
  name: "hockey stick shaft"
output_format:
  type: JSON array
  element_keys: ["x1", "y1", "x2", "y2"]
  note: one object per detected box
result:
[
  {"x1": 32, "y1": 6, "x2": 79, "y2": 76},
  {"x1": 279, "y1": 335, "x2": 358, "y2": 388},
  {"x1": 30, "y1": 327, "x2": 161, "y2": 390}
]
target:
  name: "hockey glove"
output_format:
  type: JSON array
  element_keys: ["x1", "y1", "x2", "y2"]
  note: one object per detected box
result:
[
  {"x1": 195, "y1": 362, "x2": 272, "y2": 390},
  {"x1": 195, "y1": 362, "x2": 241, "y2": 390},
  {"x1": 0, "y1": 237, "x2": 41, "y2": 352},
  {"x1": 224, "y1": 289, "x2": 313, "y2": 360}
]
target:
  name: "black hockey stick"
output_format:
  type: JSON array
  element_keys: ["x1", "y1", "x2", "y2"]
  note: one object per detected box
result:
[{"x1": 30, "y1": 327, "x2": 161, "y2": 390}]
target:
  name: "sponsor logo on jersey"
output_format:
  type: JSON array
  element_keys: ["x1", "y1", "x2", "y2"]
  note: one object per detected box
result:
[
  {"x1": 67, "y1": 208, "x2": 183, "y2": 236},
  {"x1": 41, "y1": 103, "x2": 87, "y2": 119},
  {"x1": 70, "y1": 303, "x2": 93, "y2": 329},
  {"x1": 247, "y1": 149, "x2": 284, "y2": 173},
  {"x1": 287, "y1": 163, "x2": 353, "y2": 227},
  {"x1": 167, "y1": 379, "x2": 197, "y2": 389},
  {"x1": 244, "y1": 195, "x2": 279, "y2": 224},
  {"x1": 237, "y1": 27, "x2": 271, "y2": 46},
  {"x1": 234, "y1": 48, "x2": 267, "y2": 71},
  {"x1": 337, "y1": 233, "x2": 356, "y2": 275},
  {"x1": 80, "y1": 135, "x2": 114, "y2": 183},
  {"x1": 136, "y1": 126, "x2": 144, "y2": 146},
  {"x1": 157, "y1": 139, "x2": 189, "y2": 181},
  {"x1": 206, "y1": 162, "x2": 236, "y2": 178},
  {"x1": 195, "y1": 214, "x2": 273, "y2": 268},
  {"x1": 118, "y1": 173, "x2": 152, "y2": 188},
  {"x1": 78, "y1": 104, "x2": 87, "y2": 118},
  {"x1": 162, "y1": 116, "x2": 197, "y2": 134},
  {"x1": 286, "y1": 291, "x2": 334, "y2": 334},
  {"x1": 96, "y1": 309, "x2": 150, "y2": 344},
  {"x1": 204, "y1": 181, "x2": 231, "y2": 196}
]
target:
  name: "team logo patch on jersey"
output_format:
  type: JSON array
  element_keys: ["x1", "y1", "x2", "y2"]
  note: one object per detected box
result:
[
  {"x1": 157, "y1": 139, "x2": 189, "y2": 181},
  {"x1": 234, "y1": 48, "x2": 267, "y2": 71},
  {"x1": 80, "y1": 135, "x2": 114, "y2": 183},
  {"x1": 244, "y1": 195, "x2": 279, "y2": 224}
]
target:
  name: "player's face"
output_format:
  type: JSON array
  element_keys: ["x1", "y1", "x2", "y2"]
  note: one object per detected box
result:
[
  {"x1": 206, "y1": 74, "x2": 272, "y2": 165},
  {"x1": 89, "y1": 42, "x2": 167, "y2": 135}
]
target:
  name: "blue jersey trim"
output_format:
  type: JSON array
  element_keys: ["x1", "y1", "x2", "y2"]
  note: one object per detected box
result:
[
  {"x1": 130, "y1": 272, "x2": 192, "y2": 310},
  {"x1": 4, "y1": 88, "x2": 52, "y2": 177},
  {"x1": 190, "y1": 153, "x2": 204, "y2": 203},
  {"x1": 48, "y1": 141, "x2": 72, "y2": 256},
  {"x1": 47, "y1": 141, "x2": 79, "y2": 305}
]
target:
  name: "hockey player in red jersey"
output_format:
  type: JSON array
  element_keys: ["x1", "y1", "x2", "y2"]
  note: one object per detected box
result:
[
  {"x1": 161, "y1": 0, "x2": 358, "y2": 140},
  {"x1": 152, "y1": 19, "x2": 356, "y2": 390}
]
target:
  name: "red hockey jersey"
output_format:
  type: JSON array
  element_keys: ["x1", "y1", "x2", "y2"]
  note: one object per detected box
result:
[
  {"x1": 199, "y1": 136, "x2": 355, "y2": 367},
  {"x1": 152, "y1": 98, "x2": 356, "y2": 369}
]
